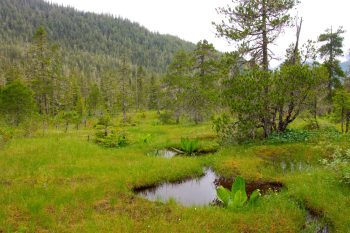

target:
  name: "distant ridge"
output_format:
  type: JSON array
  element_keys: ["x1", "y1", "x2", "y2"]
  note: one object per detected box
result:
[{"x1": 0, "y1": 0, "x2": 195, "y2": 72}]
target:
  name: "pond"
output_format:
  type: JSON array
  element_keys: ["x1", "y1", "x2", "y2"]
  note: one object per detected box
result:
[
  {"x1": 150, "y1": 149, "x2": 179, "y2": 158},
  {"x1": 148, "y1": 148, "x2": 218, "y2": 159},
  {"x1": 134, "y1": 168, "x2": 283, "y2": 206}
]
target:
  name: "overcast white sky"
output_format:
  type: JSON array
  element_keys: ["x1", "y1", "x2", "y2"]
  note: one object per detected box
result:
[{"x1": 46, "y1": 0, "x2": 350, "y2": 65}]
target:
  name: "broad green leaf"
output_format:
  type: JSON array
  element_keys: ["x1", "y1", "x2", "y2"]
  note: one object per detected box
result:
[
  {"x1": 232, "y1": 190, "x2": 247, "y2": 208},
  {"x1": 231, "y1": 176, "x2": 245, "y2": 195},
  {"x1": 248, "y1": 189, "x2": 261, "y2": 205},
  {"x1": 216, "y1": 186, "x2": 231, "y2": 206}
]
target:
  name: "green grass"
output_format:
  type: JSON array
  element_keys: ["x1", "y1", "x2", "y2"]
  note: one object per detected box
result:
[{"x1": 0, "y1": 112, "x2": 349, "y2": 232}]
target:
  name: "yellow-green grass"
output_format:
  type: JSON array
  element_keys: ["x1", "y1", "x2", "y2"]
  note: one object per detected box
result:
[{"x1": 0, "y1": 112, "x2": 349, "y2": 232}]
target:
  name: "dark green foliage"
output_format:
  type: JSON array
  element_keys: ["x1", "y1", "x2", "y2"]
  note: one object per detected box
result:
[
  {"x1": 158, "y1": 111, "x2": 174, "y2": 125},
  {"x1": 95, "y1": 128, "x2": 128, "y2": 148},
  {"x1": 318, "y1": 27, "x2": 346, "y2": 100},
  {"x1": 214, "y1": 0, "x2": 298, "y2": 69},
  {"x1": 180, "y1": 138, "x2": 200, "y2": 155},
  {"x1": 94, "y1": 116, "x2": 128, "y2": 148},
  {"x1": 217, "y1": 64, "x2": 328, "y2": 142},
  {"x1": 0, "y1": 0, "x2": 194, "y2": 72},
  {"x1": 87, "y1": 84, "x2": 103, "y2": 116},
  {"x1": 164, "y1": 41, "x2": 220, "y2": 124},
  {"x1": 322, "y1": 147, "x2": 350, "y2": 184},
  {"x1": 0, "y1": 81, "x2": 35, "y2": 126},
  {"x1": 333, "y1": 88, "x2": 350, "y2": 133},
  {"x1": 58, "y1": 111, "x2": 81, "y2": 132},
  {"x1": 148, "y1": 75, "x2": 160, "y2": 111},
  {"x1": 212, "y1": 114, "x2": 238, "y2": 144},
  {"x1": 266, "y1": 129, "x2": 311, "y2": 144},
  {"x1": 0, "y1": 126, "x2": 14, "y2": 147},
  {"x1": 216, "y1": 176, "x2": 261, "y2": 209}
]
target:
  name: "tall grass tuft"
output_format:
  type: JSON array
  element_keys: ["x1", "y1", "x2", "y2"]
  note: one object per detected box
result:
[{"x1": 180, "y1": 138, "x2": 199, "y2": 155}]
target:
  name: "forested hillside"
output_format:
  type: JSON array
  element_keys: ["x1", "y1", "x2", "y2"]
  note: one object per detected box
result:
[{"x1": 0, "y1": 0, "x2": 195, "y2": 72}]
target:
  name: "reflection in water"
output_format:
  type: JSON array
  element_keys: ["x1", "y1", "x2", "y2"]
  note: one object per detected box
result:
[
  {"x1": 276, "y1": 160, "x2": 312, "y2": 173},
  {"x1": 134, "y1": 169, "x2": 282, "y2": 206},
  {"x1": 148, "y1": 149, "x2": 179, "y2": 158},
  {"x1": 156, "y1": 149, "x2": 178, "y2": 158}
]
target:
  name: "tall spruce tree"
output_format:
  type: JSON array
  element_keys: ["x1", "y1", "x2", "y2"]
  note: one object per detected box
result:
[
  {"x1": 120, "y1": 53, "x2": 131, "y2": 123},
  {"x1": 214, "y1": 0, "x2": 298, "y2": 137},
  {"x1": 214, "y1": 0, "x2": 298, "y2": 70},
  {"x1": 318, "y1": 27, "x2": 345, "y2": 101},
  {"x1": 135, "y1": 66, "x2": 146, "y2": 111},
  {"x1": 189, "y1": 40, "x2": 219, "y2": 123}
]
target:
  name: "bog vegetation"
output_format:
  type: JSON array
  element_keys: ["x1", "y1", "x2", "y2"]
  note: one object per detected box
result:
[{"x1": 0, "y1": 0, "x2": 350, "y2": 232}]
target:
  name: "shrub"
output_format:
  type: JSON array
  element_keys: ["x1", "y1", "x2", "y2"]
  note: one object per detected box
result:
[
  {"x1": 159, "y1": 111, "x2": 173, "y2": 124},
  {"x1": 95, "y1": 128, "x2": 128, "y2": 148},
  {"x1": 0, "y1": 126, "x2": 13, "y2": 146},
  {"x1": 212, "y1": 114, "x2": 241, "y2": 144},
  {"x1": 180, "y1": 138, "x2": 200, "y2": 155},
  {"x1": 94, "y1": 116, "x2": 128, "y2": 148},
  {"x1": 140, "y1": 134, "x2": 152, "y2": 144},
  {"x1": 216, "y1": 176, "x2": 261, "y2": 209},
  {"x1": 266, "y1": 129, "x2": 311, "y2": 144},
  {"x1": 321, "y1": 147, "x2": 350, "y2": 184}
]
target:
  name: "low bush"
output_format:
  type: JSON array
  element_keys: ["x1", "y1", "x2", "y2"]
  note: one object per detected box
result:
[
  {"x1": 321, "y1": 147, "x2": 350, "y2": 184},
  {"x1": 159, "y1": 111, "x2": 174, "y2": 124},
  {"x1": 95, "y1": 127, "x2": 128, "y2": 148},
  {"x1": 266, "y1": 129, "x2": 311, "y2": 144},
  {"x1": 0, "y1": 126, "x2": 13, "y2": 146}
]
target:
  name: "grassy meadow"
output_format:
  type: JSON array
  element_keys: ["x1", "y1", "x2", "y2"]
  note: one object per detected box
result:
[{"x1": 0, "y1": 111, "x2": 349, "y2": 233}]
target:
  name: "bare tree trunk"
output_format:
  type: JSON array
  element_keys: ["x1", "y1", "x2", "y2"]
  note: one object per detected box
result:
[{"x1": 262, "y1": 0, "x2": 270, "y2": 138}]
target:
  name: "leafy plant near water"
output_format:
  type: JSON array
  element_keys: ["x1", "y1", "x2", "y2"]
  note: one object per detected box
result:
[
  {"x1": 180, "y1": 138, "x2": 200, "y2": 155},
  {"x1": 321, "y1": 147, "x2": 350, "y2": 184},
  {"x1": 216, "y1": 176, "x2": 261, "y2": 209}
]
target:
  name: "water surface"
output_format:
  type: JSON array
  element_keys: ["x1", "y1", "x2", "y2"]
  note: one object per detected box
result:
[{"x1": 134, "y1": 169, "x2": 282, "y2": 206}]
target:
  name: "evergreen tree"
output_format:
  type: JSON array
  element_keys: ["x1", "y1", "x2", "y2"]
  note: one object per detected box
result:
[
  {"x1": 214, "y1": 0, "x2": 298, "y2": 70},
  {"x1": 189, "y1": 40, "x2": 219, "y2": 123},
  {"x1": 214, "y1": 0, "x2": 299, "y2": 137},
  {"x1": 135, "y1": 66, "x2": 146, "y2": 111},
  {"x1": 318, "y1": 27, "x2": 346, "y2": 101},
  {"x1": 27, "y1": 26, "x2": 51, "y2": 115},
  {"x1": 87, "y1": 84, "x2": 102, "y2": 116},
  {"x1": 120, "y1": 53, "x2": 131, "y2": 123},
  {"x1": 0, "y1": 81, "x2": 35, "y2": 126},
  {"x1": 148, "y1": 74, "x2": 159, "y2": 112},
  {"x1": 164, "y1": 50, "x2": 192, "y2": 123},
  {"x1": 27, "y1": 27, "x2": 63, "y2": 116}
]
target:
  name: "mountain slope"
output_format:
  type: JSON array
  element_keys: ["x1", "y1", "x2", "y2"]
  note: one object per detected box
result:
[{"x1": 0, "y1": 0, "x2": 195, "y2": 72}]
